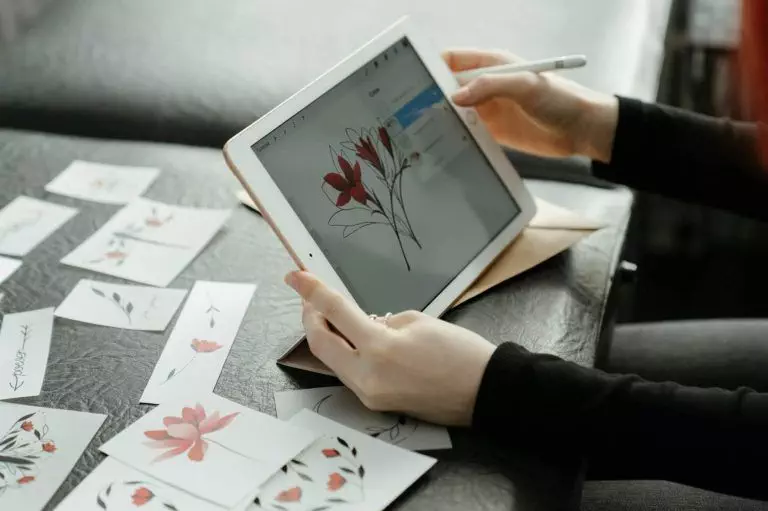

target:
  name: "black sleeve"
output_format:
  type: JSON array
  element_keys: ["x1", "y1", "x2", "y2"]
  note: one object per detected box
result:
[
  {"x1": 472, "y1": 343, "x2": 768, "y2": 500},
  {"x1": 592, "y1": 97, "x2": 768, "y2": 222}
]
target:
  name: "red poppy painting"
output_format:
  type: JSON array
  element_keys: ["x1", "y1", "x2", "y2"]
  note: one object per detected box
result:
[
  {"x1": 161, "y1": 338, "x2": 224, "y2": 385},
  {"x1": 322, "y1": 126, "x2": 422, "y2": 270},
  {"x1": 143, "y1": 404, "x2": 239, "y2": 463}
]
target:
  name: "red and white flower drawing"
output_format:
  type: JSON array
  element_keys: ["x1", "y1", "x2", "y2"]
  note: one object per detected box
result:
[{"x1": 143, "y1": 404, "x2": 239, "y2": 463}]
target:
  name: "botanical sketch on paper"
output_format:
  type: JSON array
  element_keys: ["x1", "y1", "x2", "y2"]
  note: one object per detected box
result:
[
  {"x1": 143, "y1": 404, "x2": 242, "y2": 463},
  {"x1": 312, "y1": 394, "x2": 418, "y2": 446},
  {"x1": 88, "y1": 206, "x2": 184, "y2": 266},
  {"x1": 205, "y1": 294, "x2": 220, "y2": 328},
  {"x1": 95, "y1": 480, "x2": 179, "y2": 510},
  {"x1": 7, "y1": 324, "x2": 32, "y2": 392},
  {"x1": 161, "y1": 339, "x2": 223, "y2": 384},
  {"x1": 0, "y1": 412, "x2": 57, "y2": 497},
  {"x1": 322, "y1": 126, "x2": 421, "y2": 270},
  {"x1": 91, "y1": 286, "x2": 135, "y2": 324},
  {"x1": 0, "y1": 210, "x2": 43, "y2": 246},
  {"x1": 254, "y1": 436, "x2": 365, "y2": 510}
]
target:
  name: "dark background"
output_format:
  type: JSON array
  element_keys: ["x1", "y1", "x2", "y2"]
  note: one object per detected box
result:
[{"x1": 617, "y1": 0, "x2": 768, "y2": 324}]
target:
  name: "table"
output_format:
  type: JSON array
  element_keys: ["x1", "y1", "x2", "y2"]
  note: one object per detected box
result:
[
  {"x1": 0, "y1": 0, "x2": 671, "y2": 147},
  {"x1": 0, "y1": 127, "x2": 633, "y2": 510}
]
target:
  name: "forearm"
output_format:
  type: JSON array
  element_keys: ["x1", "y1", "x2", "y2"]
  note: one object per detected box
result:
[
  {"x1": 590, "y1": 98, "x2": 768, "y2": 221},
  {"x1": 473, "y1": 343, "x2": 768, "y2": 498}
]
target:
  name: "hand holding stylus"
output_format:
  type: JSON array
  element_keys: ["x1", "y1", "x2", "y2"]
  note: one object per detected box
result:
[{"x1": 445, "y1": 48, "x2": 618, "y2": 163}]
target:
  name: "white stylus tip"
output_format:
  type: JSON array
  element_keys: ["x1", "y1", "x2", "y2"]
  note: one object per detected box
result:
[{"x1": 563, "y1": 55, "x2": 587, "y2": 67}]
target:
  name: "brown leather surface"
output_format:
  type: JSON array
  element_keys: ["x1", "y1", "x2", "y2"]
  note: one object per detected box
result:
[{"x1": 0, "y1": 127, "x2": 631, "y2": 510}]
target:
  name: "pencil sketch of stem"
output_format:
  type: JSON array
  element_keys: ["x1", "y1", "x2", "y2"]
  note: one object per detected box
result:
[
  {"x1": 0, "y1": 211, "x2": 43, "y2": 245},
  {"x1": 143, "y1": 294, "x2": 160, "y2": 320},
  {"x1": 312, "y1": 393, "x2": 418, "y2": 445},
  {"x1": 205, "y1": 293, "x2": 220, "y2": 328},
  {"x1": 91, "y1": 287, "x2": 134, "y2": 324},
  {"x1": 8, "y1": 325, "x2": 30, "y2": 392}
]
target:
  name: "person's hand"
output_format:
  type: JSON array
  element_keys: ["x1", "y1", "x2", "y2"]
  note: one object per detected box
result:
[
  {"x1": 443, "y1": 48, "x2": 619, "y2": 163},
  {"x1": 284, "y1": 271, "x2": 496, "y2": 426}
]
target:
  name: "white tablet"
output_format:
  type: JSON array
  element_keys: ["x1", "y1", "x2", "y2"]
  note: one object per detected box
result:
[{"x1": 225, "y1": 17, "x2": 535, "y2": 317}]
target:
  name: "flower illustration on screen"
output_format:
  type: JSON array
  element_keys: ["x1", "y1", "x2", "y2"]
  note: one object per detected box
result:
[{"x1": 322, "y1": 126, "x2": 421, "y2": 270}]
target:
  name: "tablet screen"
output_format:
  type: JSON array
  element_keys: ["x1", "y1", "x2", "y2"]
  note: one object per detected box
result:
[{"x1": 253, "y1": 37, "x2": 520, "y2": 314}]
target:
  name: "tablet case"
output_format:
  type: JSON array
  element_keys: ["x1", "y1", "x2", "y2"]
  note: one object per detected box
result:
[{"x1": 241, "y1": 196, "x2": 607, "y2": 376}]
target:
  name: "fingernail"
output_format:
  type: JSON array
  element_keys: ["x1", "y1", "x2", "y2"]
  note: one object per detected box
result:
[
  {"x1": 284, "y1": 271, "x2": 299, "y2": 290},
  {"x1": 452, "y1": 86, "x2": 470, "y2": 103}
]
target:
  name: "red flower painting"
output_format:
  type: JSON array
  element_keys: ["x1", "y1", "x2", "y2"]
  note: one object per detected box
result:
[
  {"x1": 322, "y1": 448, "x2": 340, "y2": 458},
  {"x1": 327, "y1": 472, "x2": 347, "y2": 492},
  {"x1": 131, "y1": 487, "x2": 154, "y2": 506},
  {"x1": 162, "y1": 339, "x2": 224, "y2": 384},
  {"x1": 324, "y1": 156, "x2": 370, "y2": 207},
  {"x1": 20, "y1": 421, "x2": 33, "y2": 432},
  {"x1": 144, "y1": 404, "x2": 239, "y2": 463},
  {"x1": 17, "y1": 476, "x2": 35, "y2": 485},
  {"x1": 275, "y1": 486, "x2": 302, "y2": 502},
  {"x1": 42, "y1": 441, "x2": 56, "y2": 453},
  {"x1": 323, "y1": 126, "x2": 422, "y2": 270}
]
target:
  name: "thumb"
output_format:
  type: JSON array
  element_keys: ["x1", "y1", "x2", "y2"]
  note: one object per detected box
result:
[{"x1": 452, "y1": 72, "x2": 539, "y2": 106}]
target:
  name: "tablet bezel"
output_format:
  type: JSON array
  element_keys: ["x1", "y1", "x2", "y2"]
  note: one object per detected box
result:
[{"x1": 224, "y1": 16, "x2": 536, "y2": 317}]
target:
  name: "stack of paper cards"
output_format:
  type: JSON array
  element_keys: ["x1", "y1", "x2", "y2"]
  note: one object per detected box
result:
[
  {"x1": 0, "y1": 196, "x2": 78, "y2": 257},
  {"x1": 0, "y1": 308, "x2": 54, "y2": 400},
  {"x1": 99, "y1": 393, "x2": 318, "y2": 509},
  {"x1": 46, "y1": 160, "x2": 160, "y2": 204},
  {"x1": 250, "y1": 411, "x2": 436, "y2": 511},
  {"x1": 0, "y1": 402, "x2": 106, "y2": 510},
  {"x1": 141, "y1": 281, "x2": 256, "y2": 404},
  {"x1": 61, "y1": 198, "x2": 231, "y2": 286},
  {"x1": 0, "y1": 255, "x2": 21, "y2": 286},
  {"x1": 275, "y1": 386, "x2": 452, "y2": 451},
  {"x1": 55, "y1": 279, "x2": 188, "y2": 331}
]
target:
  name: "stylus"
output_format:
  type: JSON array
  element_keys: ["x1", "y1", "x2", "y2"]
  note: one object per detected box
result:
[{"x1": 454, "y1": 55, "x2": 587, "y2": 81}]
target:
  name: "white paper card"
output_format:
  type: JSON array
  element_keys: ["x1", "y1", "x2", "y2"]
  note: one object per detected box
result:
[
  {"x1": 55, "y1": 279, "x2": 187, "y2": 331},
  {"x1": 100, "y1": 393, "x2": 317, "y2": 508},
  {"x1": 250, "y1": 411, "x2": 436, "y2": 511},
  {"x1": 0, "y1": 403, "x2": 106, "y2": 510},
  {"x1": 56, "y1": 457, "x2": 221, "y2": 510},
  {"x1": 141, "y1": 281, "x2": 256, "y2": 404},
  {"x1": 46, "y1": 160, "x2": 161, "y2": 205},
  {"x1": 275, "y1": 386, "x2": 452, "y2": 451},
  {"x1": 0, "y1": 256, "x2": 21, "y2": 286},
  {"x1": 61, "y1": 198, "x2": 231, "y2": 287},
  {"x1": 0, "y1": 196, "x2": 78, "y2": 257},
  {"x1": 0, "y1": 308, "x2": 54, "y2": 400}
]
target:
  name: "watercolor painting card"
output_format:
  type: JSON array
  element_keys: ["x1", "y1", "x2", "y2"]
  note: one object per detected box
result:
[
  {"x1": 0, "y1": 307, "x2": 54, "y2": 400},
  {"x1": 0, "y1": 196, "x2": 78, "y2": 257},
  {"x1": 0, "y1": 255, "x2": 21, "y2": 285},
  {"x1": 0, "y1": 402, "x2": 106, "y2": 510},
  {"x1": 275, "y1": 386, "x2": 452, "y2": 451},
  {"x1": 55, "y1": 279, "x2": 188, "y2": 331},
  {"x1": 45, "y1": 160, "x2": 160, "y2": 205},
  {"x1": 61, "y1": 198, "x2": 231, "y2": 287},
  {"x1": 100, "y1": 393, "x2": 317, "y2": 509},
  {"x1": 56, "y1": 457, "x2": 223, "y2": 510},
  {"x1": 141, "y1": 281, "x2": 256, "y2": 404},
  {"x1": 250, "y1": 411, "x2": 436, "y2": 511}
]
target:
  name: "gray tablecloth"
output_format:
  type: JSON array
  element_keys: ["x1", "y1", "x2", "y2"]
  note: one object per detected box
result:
[{"x1": 0, "y1": 128, "x2": 633, "y2": 510}]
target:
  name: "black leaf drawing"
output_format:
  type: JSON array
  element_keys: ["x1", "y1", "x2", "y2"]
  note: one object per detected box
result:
[
  {"x1": 96, "y1": 494, "x2": 107, "y2": 509},
  {"x1": 91, "y1": 288, "x2": 106, "y2": 298},
  {"x1": 0, "y1": 455, "x2": 34, "y2": 465},
  {"x1": 280, "y1": 465, "x2": 288, "y2": 473},
  {"x1": 351, "y1": 447, "x2": 357, "y2": 457},
  {"x1": 126, "y1": 302, "x2": 134, "y2": 314},
  {"x1": 326, "y1": 497, "x2": 347, "y2": 503},
  {"x1": 163, "y1": 504, "x2": 179, "y2": 510},
  {"x1": 112, "y1": 292, "x2": 121, "y2": 302},
  {"x1": 273, "y1": 505, "x2": 288, "y2": 511},
  {"x1": 166, "y1": 369, "x2": 176, "y2": 381},
  {"x1": 209, "y1": 317, "x2": 215, "y2": 328},
  {"x1": 310, "y1": 507, "x2": 331, "y2": 511},
  {"x1": 14, "y1": 413, "x2": 34, "y2": 424},
  {"x1": 290, "y1": 459, "x2": 307, "y2": 467},
  {"x1": 92, "y1": 286, "x2": 134, "y2": 324},
  {"x1": 105, "y1": 482, "x2": 113, "y2": 496},
  {"x1": 253, "y1": 496, "x2": 261, "y2": 505},
  {"x1": 297, "y1": 472, "x2": 313, "y2": 482},
  {"x1": 337, "y1": 437, "x2": 349, "y2": 448},
  {"x1": 0, "y1": 436, "x2": 16, "y2": 448},
  {"x1": 340, "y1": 467, "x2": 354, "y2": 474},
  {"x1": 358, "y1": 465, "x2": 365, "y2": 478},
  {"x1": 124, "y1": 480, "x2": 146, "y2": 485},
  {"x1": 33, "y1": 430, "x2": 41, "y2": 440}
]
